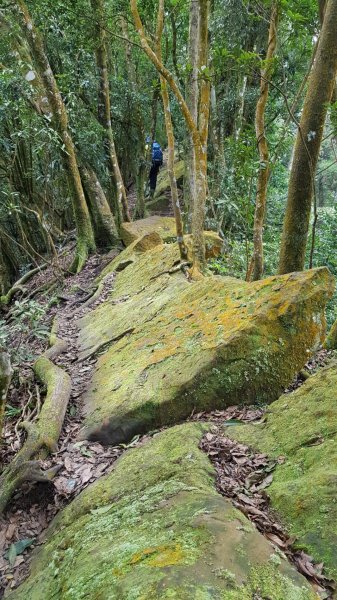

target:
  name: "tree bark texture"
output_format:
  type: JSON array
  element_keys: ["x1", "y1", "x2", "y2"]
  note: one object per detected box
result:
[
  {"x1": 191, "y1": 0, "x2": 210, "y2": 274},
  {"x1": 278, "y1": 0, "x2": 337, "y2": 274}
]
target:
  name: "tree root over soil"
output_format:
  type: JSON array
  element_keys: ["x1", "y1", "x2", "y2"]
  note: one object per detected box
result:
[
  {"x1": 201, "y1": 428, "x2": 336, "y2": 599},
  {"x1": 0, "y1": 264, "x2": 49, "y2": 307},
  {"x1": 0, "y1": 336, "x2": 71, "y2": 514}
]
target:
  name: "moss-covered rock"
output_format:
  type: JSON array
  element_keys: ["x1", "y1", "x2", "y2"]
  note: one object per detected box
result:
[
  {"x1": 77, "y1": 241, "x2": 334, "y2": 445},
  {"x1": 227, "y1": 360, "x2": 337, "y2": 580},
  {"x1": 120, "y1": 216, "x2": 177, "y2": 246},
  {"x1": 324, "y1": 318, "x2": 337, "y2": 349},
  {"x1": 154, "y1": 159, "x2": 184, "y2": 198},
  {"x1": 9, "y1": 424, "x2": 317, "y2": 600},
  {"x1": 119, "y1": 217, "x2": 223, "y2": 260}
]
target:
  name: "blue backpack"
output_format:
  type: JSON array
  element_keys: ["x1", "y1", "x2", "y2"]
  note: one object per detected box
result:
[{"x1": 152, "y1": 142, "x2": 163, "y2": 164}]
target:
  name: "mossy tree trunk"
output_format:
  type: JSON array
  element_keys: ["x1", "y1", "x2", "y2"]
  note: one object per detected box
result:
[
  {"x1": 155, "y1": 0, "x2": 188, "y2": 261},
  {"x1": 79, "y1": 164, "x2": 119, "y2": 248},
  {"x1": 131, "y1": 0, "x2": 210, "y2": 276},
  {"x1": 278, "y1": 0, "x2": 337, "y2": 274},
  {"x1": 91, "y1": 0, "x2": 131, "y2": 226},
  {"x1": 247, "y1": 2, "x2": 279, "y2": 282},
  {"x1": 14, "y1": 0, "x2": 96, "y2": 273}
]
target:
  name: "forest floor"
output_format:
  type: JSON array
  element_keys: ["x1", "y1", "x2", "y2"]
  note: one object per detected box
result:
[{"x1": 0, "y1": 245, "x2": 334, "y2": 598}]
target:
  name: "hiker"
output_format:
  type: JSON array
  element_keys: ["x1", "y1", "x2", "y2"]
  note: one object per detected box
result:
[{"x1": 148, "y1": 140, "x2": 163, "y2": 197}]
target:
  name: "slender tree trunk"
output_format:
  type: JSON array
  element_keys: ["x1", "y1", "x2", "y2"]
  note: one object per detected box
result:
[
  {"x1": 91, "y1": 0, "x2": 131, "y2": 225},
  {"x1": 79, "y1": 165, "x2": 119, "y2": 248},
  {"x1": 235, "y1": 75, "x2": 248, "y2": 141},
  {"x1": 278, "y1": 0, "x2": 337, "y2": 274},
  {"x1": 14, "y1": 0, "x2": 96, "y2": 272},
  {"x1": 121, "y1": 17, "x2": 147, "y2": 219},
  {"x1": 191, "y1": 0, "x2": 210, "y2": 273},
  {"x1": 184, "y1": 0, "x2": 200, "y2": 221},
  {"x1": 247, "y1": 2, "x2": 278, "y2": 281},
  {"x1": 156, "y1": 0, "x2": 188, "y2": 261}
]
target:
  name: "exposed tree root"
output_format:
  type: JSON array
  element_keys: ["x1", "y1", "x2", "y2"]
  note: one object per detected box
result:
[
  {"x1": 0, "y1": 264, "x2": 48, "y2": 306},
  {"x1": 0, "y1": 351, "x2": 13, "y2": 436},
  {"x1": 0, "y1": 334, "x2": 71, "y2": 514}
]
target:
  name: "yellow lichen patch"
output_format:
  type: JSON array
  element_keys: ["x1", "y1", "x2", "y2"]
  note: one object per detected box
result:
[
  {"x1": 147, "y1": 545, "x2": 184, "y2": 567},
  {"x1": 77, "y1": 240, "x2": 334, "y2": 446},
  {"x1": 129, "y1": 544, "x2": 184, "y2": 568}
]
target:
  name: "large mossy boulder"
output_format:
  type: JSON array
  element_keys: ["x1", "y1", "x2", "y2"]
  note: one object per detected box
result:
[
  {"x1": 106, "y1": 228, "x2": 222, "y2": 277},
  {"x1": 120, "y1": 216, "x2": 177, "y2": 246},
  {"x1": 77, "y1": 241, "x2": 334, "y2": 445},
  {"x1": 155, "y1": 159, "x2": 184, "y2": 198},
  {"x1": 227, "y1": 360, "x2": 337, "y2": 581},
  {"x1": 120, "y1": 216, "x2": 223, "y2": 259},
  {"x1": 10, "y1": 424, "x2": 317, "y2": 600}
]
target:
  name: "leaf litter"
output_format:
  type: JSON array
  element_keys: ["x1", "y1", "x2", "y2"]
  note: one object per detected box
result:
[{"x1": 201, "y1": 426, "x2": 335, "y2": 599}]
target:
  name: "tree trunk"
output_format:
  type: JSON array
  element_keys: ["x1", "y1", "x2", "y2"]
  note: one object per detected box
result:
[
  {"x1": 235, "y1": 75, "x2": 248, "y2": 141},
  {"x1": 191, "y1": 0, "x2": 210, "y2": 274},
  {"x1": 79, "y1": 165, "x2": 119, "y2": 248},
  {"x1": 278, "y1": 0, "x2": 337, "y2": 274},
  {"x1": 15, "y1": 0, "x2": 96, "y2": 273},
  {"x1": 156, "y1": 0, "x2": 188, "y2": 261},
  {"x1": 318, "y1": 0, "x2": 337, "y2": 102},
  {"x1": 247, "y1": 2, "x2": 278, "y2": 282},
  {"x1": 120, "y1": 17, "x2": 147, "y2": 219},
  {"x1": 0, "y1": 351, "x2": 12, "y2": 437},
  {"x1": 91, "y1": 0, "x2": 131, "y2": 225},
  {"x1": 184, "y1": 0, "x2": 200, "y2": 221}
]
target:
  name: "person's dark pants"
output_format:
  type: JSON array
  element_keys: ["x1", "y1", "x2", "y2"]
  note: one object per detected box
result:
[{"x1": 149, "y1": 160, "x2": 161, "y2": 193}]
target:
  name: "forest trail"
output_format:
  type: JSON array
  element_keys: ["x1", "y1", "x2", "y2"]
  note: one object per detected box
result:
[
  {"x1": 1, "y1": 224, "x2": 336, "y2": 598},
  {"x1": 2, "y1": 0, "x2": 337, "y2": 597}
]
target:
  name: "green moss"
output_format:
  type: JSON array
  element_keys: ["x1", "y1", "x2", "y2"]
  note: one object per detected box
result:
[
  {"x1": 224, "y1": 564, "x2": 317, "y2": 599},
  {"x1": 9, "y1": 424, "x2": 314, "y2": 600},
  {"x1": 77, "y1": 241, "x2": 334, "y2": 445},
  {"x1": 153, "y1": 160, "x2": 185, "y2": 199},
  {"x1": 120, "y1": 216, "x2": 178, "y2": 247},
  {"x1": 228, "y1": 360, "x2": 337, "y2": 579}
]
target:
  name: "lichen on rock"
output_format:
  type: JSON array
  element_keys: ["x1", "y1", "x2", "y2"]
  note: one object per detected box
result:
[
  {"x1": 77, "y1": 239, "x2": 334, "y2": 446},
  {"x1": 119, "y1": 216, "x2": 223, "y2": 260},
  {"x1": 9, "y1": 424, "x2": 317, "y2": 600}
]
